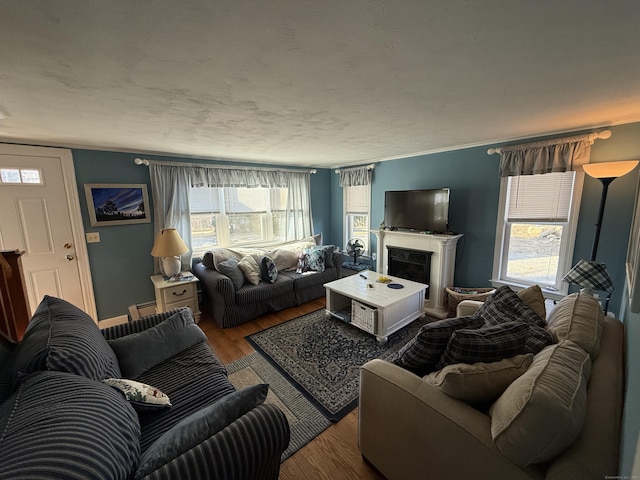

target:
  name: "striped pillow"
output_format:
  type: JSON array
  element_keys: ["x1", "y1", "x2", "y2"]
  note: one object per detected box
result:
[
  {"x1": 0, "y1": 370, "x2": 141, "y2": 480},
  {"x1": 7, "y1": 296, "x2": 121, "y2": 387}
]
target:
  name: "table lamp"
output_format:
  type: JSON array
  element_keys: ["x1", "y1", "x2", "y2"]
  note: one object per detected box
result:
[{"x1": 151, "y1": 228, "x2": 189, "y2": 277}]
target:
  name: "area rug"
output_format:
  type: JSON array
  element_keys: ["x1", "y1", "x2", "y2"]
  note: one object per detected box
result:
[
  {"x1": 225, "y1": 352, "x2": 331, "y2": 461},
  {"x1": 246, "y1": 309, "x2": 431, "y2": 421}
]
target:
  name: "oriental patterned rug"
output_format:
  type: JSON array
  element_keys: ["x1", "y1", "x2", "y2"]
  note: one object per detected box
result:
[{"x1": 246, "y1": 309, "x2": 431, "y2": 422}]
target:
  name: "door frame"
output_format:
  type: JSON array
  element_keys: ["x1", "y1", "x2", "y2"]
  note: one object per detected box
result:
[{"x1": 0, "y1": 144, "x2": 97, "y2": 320}]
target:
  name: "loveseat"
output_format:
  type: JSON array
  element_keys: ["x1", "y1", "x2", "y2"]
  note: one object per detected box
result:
[
  {"x1": 193, "y1": 238, "x2": 344, "y2": 328},
  {"x1": 359, "y1": 287, "x2": 624, "y2": 480},
  {"x1": 0, "y1": 296, "x2": 290, "y2": 480}
]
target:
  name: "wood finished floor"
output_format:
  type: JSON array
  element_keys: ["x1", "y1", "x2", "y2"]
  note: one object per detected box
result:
[{"x1": 197, "y1": 298, "x2": 386, "y2": 480}]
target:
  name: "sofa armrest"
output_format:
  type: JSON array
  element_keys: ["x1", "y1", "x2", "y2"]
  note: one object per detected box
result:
[
  {"x1": 193, "y1": 262, "x2": 236, "y2": 305},
  {"x1": 358, "y1": 359, "x2": 539, "y2": 480},
  {"x1": 137, "y1": 403, "x2": 290, "y2": 480},
  {"x1": 101, "y1": 307, "x2": 194, "y2": 341},
  {"x1": 456, "y1": 299, "x2": 484, "y2": 317}
]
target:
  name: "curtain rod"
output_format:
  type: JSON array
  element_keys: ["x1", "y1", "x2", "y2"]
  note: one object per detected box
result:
[
  {"x1": 134, "y1": 158, "x2": 317, "y2": 174},
  {"x1": 334, "y1": 163, "x2": 376, "y2": 174},
  {"x1": 486, "y1": 130, "x2": 611, "y2": 155}
]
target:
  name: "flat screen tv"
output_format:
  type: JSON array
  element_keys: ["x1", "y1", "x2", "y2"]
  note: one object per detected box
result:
[{"x1": 384, "y1": 188, "x2": 450, "y2": 233}]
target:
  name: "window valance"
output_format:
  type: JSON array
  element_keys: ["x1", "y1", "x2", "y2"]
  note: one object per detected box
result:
[
  {"x1": 488, "y1": 131, "x2": 611, "y2": 177},
  {"x1": 336, "y1": 164, "x2": 375, "y2": 187}
]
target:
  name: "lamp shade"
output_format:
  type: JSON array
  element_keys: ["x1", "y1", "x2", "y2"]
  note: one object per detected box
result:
[
  {"x1": 562, "y1": 259, "x2": 614, "y2": 292},
  {"x1": 583, "y1": 160, "x2": 639, "y2": 179},
  {"x1": 151, "y1": 228, "x2": 188, "y2": 257}
]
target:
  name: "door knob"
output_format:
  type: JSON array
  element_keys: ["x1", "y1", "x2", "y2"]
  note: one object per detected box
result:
[{"x1": 65, "y1": 255, "x2": 74, "y2": 261}]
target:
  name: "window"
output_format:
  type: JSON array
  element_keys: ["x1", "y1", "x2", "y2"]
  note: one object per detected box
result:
[
  {"x1": 189, "y1": 186, "x2": 290, "y2": 256},
  {"x1": 492, "y1": 171, "x2": 584, "y2": 296},
  {"x1": 344, "y1": 184, "x2": 370, "y2": 255},
  {"x1": 0, "y1": 168, "x2": 42, "y2": 184}
]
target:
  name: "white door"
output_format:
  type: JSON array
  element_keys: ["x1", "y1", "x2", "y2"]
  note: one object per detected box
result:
[{"x1": 0, "y1": 144, "x2": 96, "y2": 319}]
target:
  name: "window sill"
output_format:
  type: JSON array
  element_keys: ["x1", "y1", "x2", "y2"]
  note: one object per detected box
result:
[{"x1": 490, "y1": 279, "x2": 567, "y2": 301}]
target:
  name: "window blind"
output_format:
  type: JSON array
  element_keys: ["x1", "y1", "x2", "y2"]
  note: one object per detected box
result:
[
  {"x1": 507, "y1": 171, "x2": 574, "y2": 222},
  {"x1": 345, "y1": 185, "x2": 369, "y2": 213}
]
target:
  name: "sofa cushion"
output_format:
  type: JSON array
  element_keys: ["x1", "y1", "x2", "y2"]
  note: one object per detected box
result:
[
  {"x1": 477, "y1": 285, "x2": 546, "y2": 328},
  {"x1": 103, "y1": 378, "x2": 172, "y2": 412},
  {"x1": 490, "y1": 340, "x2": 591, "y2": 466},
  {"x1": 435, "y1": 322, "x2": 529, "y2": 370},
  {"x1": 311, "y1": 244, "x2": 335, "y2": 268},
  {"x1": 109, "y1": 309, "x2": 207, "y2": 379},
  {"x1": 424, "y1": 354, "x2": 533, "y2": 404},
  {"x1": 546, "y1": 292, "x2": 603, "y2": 358},
  {"x1": 135, "y1": 384, "x2": 268, "y2": 479},
  {"x1": 238, "y1": 255, "x2": 261, "y2": 285},
  {"x1": 0, "y1": 370, "x2": 141, "y2": 480},
  {"x1": 270, "y1": 249, "x2": 299, "y2": 271},
  {"x1": 234, "y1": 274, "x2": 295, "y2": 304},
  {"x1": 7, "y1": 295, "x2": 121, "y2": 386},
  {"x1": 260, "y1": 255, "x2": 278, "y2": 283},
  {"x1": 393, "y1": 316, "x2": 485, "y2": 375},
  {"x1": 217, "y1": 256, "x2": 245, "y2": 289}
]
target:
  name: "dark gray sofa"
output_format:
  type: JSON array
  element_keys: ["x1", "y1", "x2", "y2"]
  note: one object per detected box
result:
[
  {"x1": 0, "y1": 296, "x2": 289, "y2": 480},
  {"x1": 194, "y1": 251, "x2": 344, "y2": 328}
]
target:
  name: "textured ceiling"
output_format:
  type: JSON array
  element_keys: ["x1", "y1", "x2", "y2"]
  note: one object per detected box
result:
[{"x1": 1, "y1": 1, "x2": 640, "y2": 168}]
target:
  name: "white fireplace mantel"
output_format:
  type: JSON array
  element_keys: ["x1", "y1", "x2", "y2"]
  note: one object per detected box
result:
[{"x1": 373, "y1": 229, "x2": 463, "y2": 318}]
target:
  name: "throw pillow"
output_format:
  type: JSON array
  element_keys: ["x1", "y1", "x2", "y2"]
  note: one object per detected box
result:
[
  {"x1": 135, "y1": 384, "x2": 269, "y2": 479},
  {"x1": 238, "y1": 255, "x2": 261, "y2": 285},
  {"x1": 424, "y1": 354, "x2": 533, "y2": 404},
  {"x1": 6, "y1": 295, "x2": 121, "y2": 387},
  {"x1": 0, "y1": 370, "x2": 140, "y2": 480},
  {"x1": 476, "y1": 285, "x2": 546, "y2": 328},
  {"x1": 109, "y1": 309, "x2": 207, "y2": 379},
  {"x1": 260, "y1": 256, "x2": 278, "y2": 283},
  {"x1": 103, "y1": 378, "x2": 172, "y2": 412},
  {"x1": 305, "y1": 248, "x2": 326, "y2": 272},
  {"x1": 217, "y1": 256, "x2": 245, "y2": 289},
  {"x1": 270, "y1": 249, "x2": 299, "y2": 271},
  {"x1": 435, "y1": 322, "x2": 529, "y2": 370},
  {"x1": 490, "y1": 340, "x2": 591, "y2": 466},
  {"x1": 392, "y1": 315, "x2": 485, "y2": 375},
  {"x1": 546, "y1": 292, "x2": 603, "y2": 359},
  {"x1": 517, "y1": 285, "x2": 546, "y2": 321}
]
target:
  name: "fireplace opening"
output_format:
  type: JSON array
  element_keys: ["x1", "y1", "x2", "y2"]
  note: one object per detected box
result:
[{"x1": 387, "y1": 246, "x2": 432, "y2": 296}]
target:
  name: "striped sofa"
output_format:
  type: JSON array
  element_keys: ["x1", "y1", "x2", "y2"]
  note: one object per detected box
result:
[{"x1": 0, "y1": 296, "x2": 290, "y2": 480}]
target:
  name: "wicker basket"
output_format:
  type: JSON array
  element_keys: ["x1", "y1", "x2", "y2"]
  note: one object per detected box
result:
[{"x1": 445, "y1": 287, "x2": 496, "y2": 317}]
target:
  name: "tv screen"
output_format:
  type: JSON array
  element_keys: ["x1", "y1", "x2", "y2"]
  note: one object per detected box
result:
[{"x1": 384, "y1": 189, "x2": 450, "y2": 233}]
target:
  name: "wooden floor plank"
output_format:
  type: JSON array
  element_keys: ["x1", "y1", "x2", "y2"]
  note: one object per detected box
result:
[{"x1": 198, "y1": 298, "x2": 385, "y2": 480}]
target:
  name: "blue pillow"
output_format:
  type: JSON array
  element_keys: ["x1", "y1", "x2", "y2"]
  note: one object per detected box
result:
[
  {"x1": 306, "y1": 248, "x2": 326, "y2": 272},
  {"x1": 260, "y1": 256, "x2": 278, "y2": 283},
  {"x1": 7, "y1": 295, "x2": 121, "y2": 388},
  {"x1": 217, "y1": 256, "x2": 244, "y2": 289},
  {"x1": 109, "y1": 309, "x2": 206, "y2": 379},
  {"x1": 312, "y1": 245, "x2": 335, "y2": 268},
  {"x1": 135, "y1": 384, "x2": 268, "y2": 478},
  {"x1": 0, "y1": 370, "x2": 140, "y2": 480}
]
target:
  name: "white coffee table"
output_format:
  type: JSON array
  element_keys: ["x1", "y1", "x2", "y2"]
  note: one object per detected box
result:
[{"x1": 324, "y1": 271, "x2": 427, "y2": 343}]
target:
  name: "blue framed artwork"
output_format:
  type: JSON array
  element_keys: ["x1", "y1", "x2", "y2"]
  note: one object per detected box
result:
[{"x1": 84, "y1": 183, "x2": 151, "y2": 226}]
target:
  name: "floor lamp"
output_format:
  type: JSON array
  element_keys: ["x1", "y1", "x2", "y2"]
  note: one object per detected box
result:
[{"x1": 563, "y1": 160, "x2": 639, "y2": 313}]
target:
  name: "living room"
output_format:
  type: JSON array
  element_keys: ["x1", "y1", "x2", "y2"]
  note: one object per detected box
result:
[{"x1": 2, "y1": 2, "x2": 640, "y2": 478}]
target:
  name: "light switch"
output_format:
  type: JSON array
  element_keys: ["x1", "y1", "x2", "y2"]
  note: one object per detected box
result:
[{"x1": 86, "y1": 232, "x2": 100, "y2": 243}]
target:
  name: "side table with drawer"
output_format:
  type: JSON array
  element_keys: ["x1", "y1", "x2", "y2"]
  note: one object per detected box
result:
[{"x1": 150, "y1": 273, "x2": 201, "y2": 322}]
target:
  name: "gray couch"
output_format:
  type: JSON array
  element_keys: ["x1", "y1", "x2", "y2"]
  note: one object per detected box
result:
[
  {"x1": 359, "y1": 290, "x2": 623, "y2": 480},
  {"x1": 0, "y1": 296, "x2": 289, "y2": 480},
  {"x1": 194, "y1": 247, "x2": 344, "y2": 328}
]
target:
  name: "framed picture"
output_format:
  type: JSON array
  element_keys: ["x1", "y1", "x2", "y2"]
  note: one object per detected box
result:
[{"x1": 84, "y1": 184, "x2": 151, "y2": 226}]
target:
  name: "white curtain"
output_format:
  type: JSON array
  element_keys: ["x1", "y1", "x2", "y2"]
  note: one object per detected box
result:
[
  {"x1": 339, "y1": 165, "x2": 372, "y2": 186},
  {"x1": 149, "y1": 162, "x2": 313, "y2": 272},
  {"x1": 498, "y1": 133, "x2": 594, "y2": 177},
  {"x1": 149, "y1": 164, "x2": 192, "y2": 273}
]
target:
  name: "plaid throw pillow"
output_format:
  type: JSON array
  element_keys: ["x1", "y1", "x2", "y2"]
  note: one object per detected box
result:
[
  {"x1": 477, "y1": 285, "x2": 545, "y2": 328},
  {"x1": 435, "y1": 322, "x2": 529, "y2": 370},
  {"x1": 393, "y1": 315, "x2": 485, "y2": 375}
]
